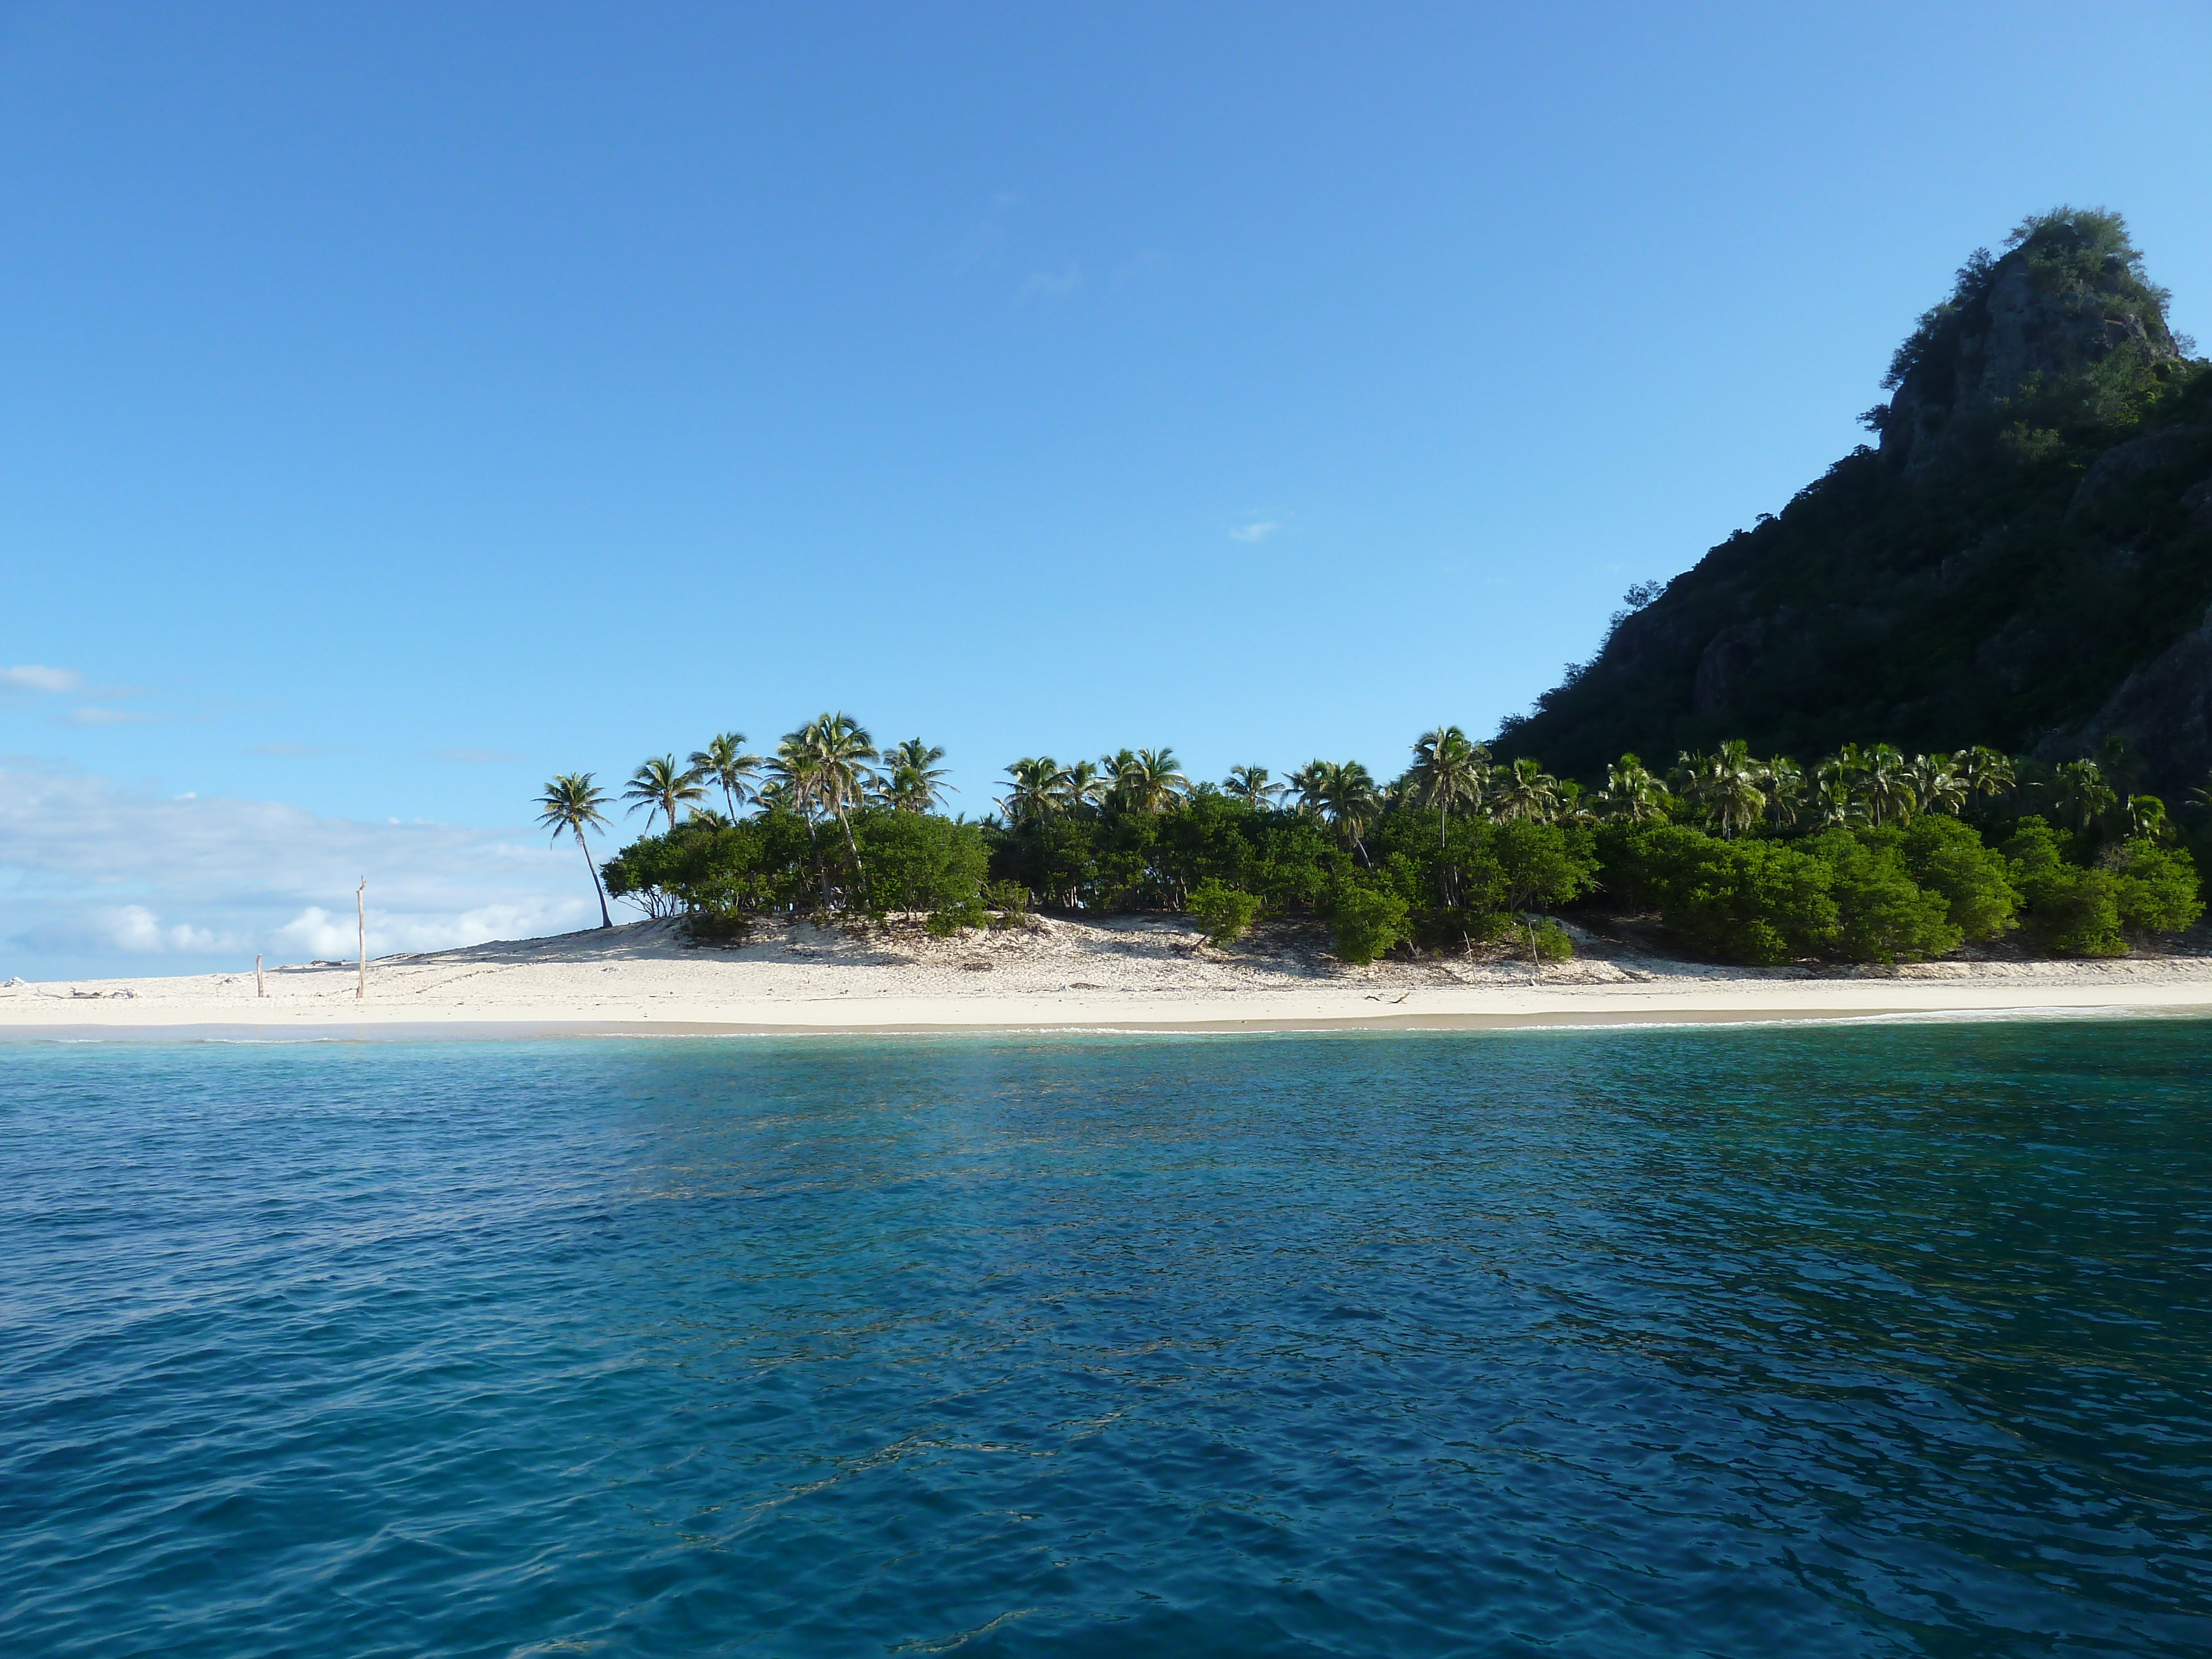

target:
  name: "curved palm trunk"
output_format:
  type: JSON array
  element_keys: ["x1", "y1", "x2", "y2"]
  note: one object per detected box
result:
[
  {"x1": 833, "y1": 804, "x2": 868, "y2": 905},
  {"x1": 802, "y1": 814, "x2": 828, "y2": 908},
  {"x1": 576, "y1": 827, "x2": 612, "y2": 928}
]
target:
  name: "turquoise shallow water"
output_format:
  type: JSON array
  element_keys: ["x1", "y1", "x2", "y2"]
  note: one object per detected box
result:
[{"x1": 2, "y1": 1023, "x2": 2208, "y2": 1657}]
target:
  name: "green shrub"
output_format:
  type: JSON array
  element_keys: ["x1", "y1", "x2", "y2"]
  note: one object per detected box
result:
[
  {"x1": 1330, "y1": 883, "x2": 1410, "y2": 965},
  {"x1": 1898, "y1": 816, "x2": 2020, "y2": 941},
  {"x1": 2004, "y1": 818, "x2": 2125, "y2": 956},
  {"x1": 2105, "y1": 837, "x2": 2204, "y2": 935},
  {"x1": 1806, "y1": 829, "x2": 1962, "y2": 963},
  {"x1": 925, "y1": 899, "x2": 990, "y2": 936},
  {"x1": 1517, "y1": 918, "x2": 1574, "y2": 963},
  {"x1": 1187, "y1": 879, "x2": 1262, "y2": 947},
  {"x1": 1649, "y1": 833, "x2": 1839, "y2": 964},
  {"x1": 857, "y1": 810, "x2": 990, "y2": 916}
]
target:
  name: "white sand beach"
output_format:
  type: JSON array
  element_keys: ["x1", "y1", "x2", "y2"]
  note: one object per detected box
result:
[{"x1": 6, "y1": 914, "x2": 2212, "y2": 1036}]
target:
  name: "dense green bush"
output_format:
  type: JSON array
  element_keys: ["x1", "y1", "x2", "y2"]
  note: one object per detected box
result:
[
  {"x1": 2004, "y1": 818, "x2": 2125, "y2": 956},
  {"x1": 1330, "y1": 883, "x2": 1410, "y2": 966},
  {"x1": 1803, "y1": 830, "x2": 1961, "y2": 962},
  {"x1": 1645, "y1": 833, "x2": 1839, "y2": 965},
  {"x1": 853, "y1": 810, "x2": 990, "y2": 919},
  {"x1": 1187, "y1": 880, "x2": 1262, "y2": 947},
  {"x1": 1895, "y1": 816, "x2": 2020, "y2": 941},
  {"x1": 2104, "y1": 837, "x2": 2204, "y2": 935}
]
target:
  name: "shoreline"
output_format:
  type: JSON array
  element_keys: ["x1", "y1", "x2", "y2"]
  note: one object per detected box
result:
[{"x1": 8, "y1": 915, "x2": 2212, "y2": 1040}]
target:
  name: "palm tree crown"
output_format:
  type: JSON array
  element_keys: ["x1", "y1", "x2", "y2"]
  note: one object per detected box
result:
[
  {"x1": 1594, "y1": 753, "x2": 1665, "y2": 823},
  {"x1": 1408, "y1": 725, "x2": 1490, "y2": 844},
  {"x1": 1491, "y1": 756, "x2": 1564, "y2": 825},
  {"x1": 689, "y1": 732, "x2": 763, "y2": 819},
  {"x1": 623, "y1": 755, "x2": 708, "y2": 834},
  {"x1": 1104, "y1": 748, "x2": 1190, "y2": 814},
  {"x1": 1224, "y1": 764, "x2": 1280, "y2": 808},
  {"x1": 535, "y1": 772, "x2": 615, "y2": 929},
  {"x1": 1000, "y1": 757, "x2": 1063, "y2": 826},
  {"x1": 881, "y1": 738, "x2": 953, "y2": 812}
]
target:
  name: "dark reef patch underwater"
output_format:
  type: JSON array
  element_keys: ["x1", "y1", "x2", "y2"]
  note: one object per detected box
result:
[{"x1": 3, "y1": 1024, "x2": 2208, "y2": 1657}]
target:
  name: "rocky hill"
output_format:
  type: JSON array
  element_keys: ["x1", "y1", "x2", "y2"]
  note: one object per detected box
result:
[{"x1": 1495, "y1": 209, "x2": 2212, "y2": 795}]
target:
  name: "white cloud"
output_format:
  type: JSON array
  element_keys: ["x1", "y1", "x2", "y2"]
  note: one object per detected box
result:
[
  {"x1": 0, "y1": 760, "x2": 596, "y2": 978},
  {"x1": 95, "y1": 905, "x2": 235, "y2": 954},
  {"x1": 1229, "y1": 520, "x2": 1281, "y2": 543},
  {"x1": 2, "y1": 665, "x2": 83, "y2": 695},
  {"x1": 65, "y1": 706, "x2": 146, "y2": 726},
  {"x1": 1018, "y1": 262, "x2": 1082, "y2": 300}
]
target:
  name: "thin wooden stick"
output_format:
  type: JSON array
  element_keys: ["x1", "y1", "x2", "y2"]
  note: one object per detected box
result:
[
  {"x1": 255, "y1": 953, "x2": 265, "y2": 998},
  {"x1": 357, "y1": 880, "x2": 367, "y2": 1000}
]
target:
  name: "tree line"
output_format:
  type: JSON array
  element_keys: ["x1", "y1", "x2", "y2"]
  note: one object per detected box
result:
[{"x1": 533, "y1": 718, "x2": 2205, "y2": 965}]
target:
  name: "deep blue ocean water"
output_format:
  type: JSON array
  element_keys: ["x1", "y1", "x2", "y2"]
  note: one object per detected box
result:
[{"x1": 2, "y1": 1021, "x2": 2208, "y2": 1658}]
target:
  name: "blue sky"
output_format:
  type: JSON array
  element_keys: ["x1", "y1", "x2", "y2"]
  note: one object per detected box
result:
[{"x1": 4, "y1": 0, "x2": 2208, "y2": 976}]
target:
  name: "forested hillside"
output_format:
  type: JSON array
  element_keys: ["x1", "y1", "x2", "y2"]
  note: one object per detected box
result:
[{"x1": 1495, "y1": 210, "x2": 2212, "y2": 795}]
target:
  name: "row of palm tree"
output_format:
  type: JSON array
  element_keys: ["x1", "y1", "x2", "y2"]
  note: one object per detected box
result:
[
  {"x1": 536, "y1": 716, "x2": 2165, "y2": 930},
  {"x1": 534, "y1": 715, "x2": 951, "y2": 926},
  {"x1": 995, "y1": 729, "x2": 1572, "y2": 863},
  {"x1": 1640, "y1": 742, "x2": 2018, "y2": 836}
]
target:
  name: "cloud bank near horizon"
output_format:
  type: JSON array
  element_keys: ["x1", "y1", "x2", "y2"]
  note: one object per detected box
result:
[{"x1": 0, "y1": 761, "x2": 601, "y2": 979}]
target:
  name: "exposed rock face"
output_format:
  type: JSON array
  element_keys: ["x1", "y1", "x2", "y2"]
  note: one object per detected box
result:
[
  {"x1": 1493, "y1": 210, "x2": 2212, "y2": 794},
  {"x1": 2050, "y1": 601, "x2": 2212, "y2": 782},
  {"x1": 1880, "y1": 232, "x2": 2179, "y2": 473}
]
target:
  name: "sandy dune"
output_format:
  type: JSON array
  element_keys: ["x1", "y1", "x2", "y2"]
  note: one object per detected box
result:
[{"x1": 6, "y1": 913, "x2": 2212, "y2": 1036}]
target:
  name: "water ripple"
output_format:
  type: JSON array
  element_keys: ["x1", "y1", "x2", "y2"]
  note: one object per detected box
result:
[{"x1": 3, "y1": 1024, "x2": 2209, "y2": 1656}]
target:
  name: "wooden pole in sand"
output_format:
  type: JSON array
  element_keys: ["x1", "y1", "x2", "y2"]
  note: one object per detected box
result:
[
  {"x1": 356, "y1": 879, "x2": 367, "y2": 1001},
  {"x1": 255, "y1": 953, "x2": 265, "y2": 998}
]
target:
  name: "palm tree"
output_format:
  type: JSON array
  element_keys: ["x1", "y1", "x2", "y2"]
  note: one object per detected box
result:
[
  {"x1": 1814, "y1": 744, "x2": 1866, "y2": 824},
  {"x1": 1956, "y1": 746, "x2": 2016, "y2": 803},
  {"x1": 779, "y1": 712, "x2": 878, "y2": 893},
  {"x1": 1674, "y1": 743, "x2": 1764, "y2": 836},
  {"x1": 689, "y1": 732, "x2": 762, "y2": 819},
  {"x1": 1910, "y1": 753, "x2": 1969, "y2": 817},
  {"x1": 1286, "y1": 762, "x2": 1329, "y2": 820},
  {"x1": 1859, "y1": 744, "x2": 1917, "y2": 827},
  {"x1": 2051, "y1": 759, "x2": 2115, "y2": 834},
  {"x1": 535, "y1": 773, "x2": 615, "y2": 929},
  {"x1": 2125, "y1": 793, "x2": 2173, "y2": 842},
  {"x1": 1407, "y1": 726, "x2": 1491, "y2": 847},
  {"x1": 999, "y1": 757, "x2": 1063, "y2": 826},
  {"x1": 1104, "y1": 748, "x2": 1190, "y2": 814},
  {"x1": 1056, "y1": 759, "x2": 1109, "y2": 816},
  {"x1": 1762, "y1": 756, "x2": 1805, "y2": 829},
  {"x1": 1491, "y1": 756, "x2": 1563, "y2": 825},
  {"x1": 1597, "y1": 753, "x2": 1665, "y2": 823},
  {"x1": 880, "y1": 738, "x2": 953, "y2": 812},
  {"x1": 1224, "y1": 764, "x2": 1280, "y2": 808},
  {"x1": 2188, "y1": 770, "x2": 2212, "y2": 820},
  {"x1": 1809, "y1": 771, "x2": 1862, "y2": 828},
  {"x1": 623, "y1": 755, "x2": 708, "y2": 834},
  {"x1": 1302, "y1": 759, "x2": 1381, "y2": 863}
]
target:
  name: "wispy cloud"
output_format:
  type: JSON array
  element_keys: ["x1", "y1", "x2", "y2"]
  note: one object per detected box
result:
[
  {"x1": 0, "y1": 760, "x2": 592, "y2": 978},
  {"x1": 1018, "y1": 262, "x2": 1083, "y2": 301},
  {"x1": 65, "y1": 706, "x2": 153, "y2": 727},
  {"x1": 2, "y1": 665, "x2": 83, "y2": 695},
  {"x1": 1229, "y1": 520, "x2": 1282, "y2": 544},
  {"x1": 953, "y1": 191, "x2": 1021, "y2": 274}
]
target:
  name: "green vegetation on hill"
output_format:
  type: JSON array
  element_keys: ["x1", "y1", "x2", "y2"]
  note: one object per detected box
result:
[
  {"x1": 1496, "y1": 209, "x2": 2212, "y2": 794},
  {"x1": 542, "y1": 719, "x2": 2205, "y2": 969}
]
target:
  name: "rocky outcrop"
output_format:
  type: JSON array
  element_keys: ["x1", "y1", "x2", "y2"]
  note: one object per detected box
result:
[
  {"x1": 1877, "y1": 217, "x2": 2180, "y2": 474},
  {"x1": 2044, "y1": 602, "x2": 2212, "y2": 787},
  {"x1": 2067, "y1": 425, "x2": 2212, "y2": 521},
  {"x1": 1491, "y1": 210, "x2": 2212, "y2": 794}
]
